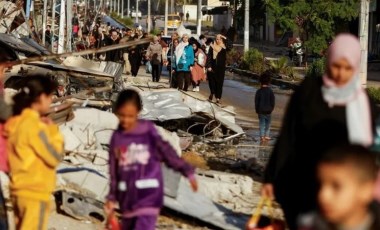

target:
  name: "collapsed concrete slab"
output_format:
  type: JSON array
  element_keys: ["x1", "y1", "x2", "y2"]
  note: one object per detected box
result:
[
  {"x1": 164, "y1": 177, "x2": 249, "y2": 230},
  {"x1": 62, "y1": 56, "x2": 124, "y2": 91},
  {"x1": 139, "y1": 90, "x2": 192, "y2": 121},
  {"x1": 55, "y1": 190, "x2": 106, "y2": 223},
  {"x1": 57, "y1": 162, "x2": 109, "y2": 200}
]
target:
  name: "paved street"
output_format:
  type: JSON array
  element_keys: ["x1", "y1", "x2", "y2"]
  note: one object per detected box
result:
[{"x1": 137, "y1": 65, "x2": 290, "y2": 141}]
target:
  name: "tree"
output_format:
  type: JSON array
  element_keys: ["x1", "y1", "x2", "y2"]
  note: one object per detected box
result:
[
  {"x1": 231, "y1": 0, "x2": 266, "y2": 31},
  {"x1": 265, "y1": 0, "x2": 359, "y2": 54}
]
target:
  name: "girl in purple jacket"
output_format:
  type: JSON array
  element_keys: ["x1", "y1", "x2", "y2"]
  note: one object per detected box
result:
[{"x1": 105, "y1": 90, "x2": 198, "y2": 230}]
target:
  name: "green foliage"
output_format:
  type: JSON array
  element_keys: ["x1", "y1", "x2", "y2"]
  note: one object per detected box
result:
[
  {"x1": 110, "y1": 12, "x2": 134, "y2": 27},
  {"x1": 226, "y1": 48, "x2": 244, "y2": 66},
  {"x1": 266, "y1": 0, "x2": 359, "y2": 54},
  {"x1": 306, "y1": 58, "x2": 326, "y2": 78},
  {"x1": 150, "y1": 28, "x2": 161, "y2": 35},
  {"x1": 242, "y1": 48, "x2": 265, "y2": 74},
  {"x1": 268, "y1": 56, "x2": 294, "y2": 77},
  {"x1": 368, "y1": 87, "x2": 380, "y2": 104}
]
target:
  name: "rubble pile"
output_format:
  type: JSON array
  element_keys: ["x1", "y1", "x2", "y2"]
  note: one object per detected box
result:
[
  {"x1": 3, "y1": 76, "x2": 281, "y2": 229},
  {"x1": 0, "y1": 33, "x2": 281, "y2": 228}
]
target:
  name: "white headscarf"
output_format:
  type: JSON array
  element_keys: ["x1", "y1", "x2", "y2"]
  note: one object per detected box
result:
[
  {"x1": 321, "y1": 34, "x2": 372, "y2": 146},
  {"x1": 175, "y1": 34, "x2": 189, "y2": 65}
]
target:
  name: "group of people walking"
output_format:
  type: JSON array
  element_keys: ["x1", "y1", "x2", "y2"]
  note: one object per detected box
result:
[{"x1": 147, "y1": 32, "x2": 228, "y2": 104}]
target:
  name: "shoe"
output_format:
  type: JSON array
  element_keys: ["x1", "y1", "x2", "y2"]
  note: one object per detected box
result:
[
  {"x1": 216, "y1": 99, "x2": 221, "y2": 104},
  {"x1": 260, "y1": 137, "x2": 266, "y2": 142},
  {"x1": 192, "y1": 87, "x2": 197, "y2": 92},
  {"x1": 195, "y1": 86, "x2": 200, "y2": 92},
  {"x1": 208, "y1": 94, "x2": 214, "y2": 101}
]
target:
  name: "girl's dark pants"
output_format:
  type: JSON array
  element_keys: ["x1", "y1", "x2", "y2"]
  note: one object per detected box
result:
[
  {"x1": 151, "y1": 64, "x2": 160, "y2": 82},
  {"x1": 177, "y1": 71, "x2": 191, "y2": 91},
  {"x1": 208, "y1": 70, "x2": 224, "y2": 99}
]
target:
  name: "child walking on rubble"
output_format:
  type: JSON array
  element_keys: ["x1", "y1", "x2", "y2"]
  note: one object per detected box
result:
[
  {"x1": 5, "y1": 76, "x2": 64, "y2": 230},
  {"x1": 105, "y1": 89, "x2": 198, "y2": 230}
]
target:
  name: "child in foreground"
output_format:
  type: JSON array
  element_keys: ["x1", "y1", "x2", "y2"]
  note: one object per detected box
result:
[
  {"x1": 5, "y1": 76, "x2": 63, "y2": 230},
  {"x1": 105, "y1": 89, "x2": 198, "y2": 230},
  {"x1": 298, "y1": 145, "x2": 380, "y2": 230}
]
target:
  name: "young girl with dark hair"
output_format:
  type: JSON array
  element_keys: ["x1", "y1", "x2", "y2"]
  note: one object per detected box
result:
[
  {"x1": 191, "y1": 41, "x2": 206, "y2": 92},
  {"x1": 5, "y1": 76, "x2": 63, "y2": 230},
  {"x1": 105, "y1": 89, "x2": 198, "y2": 230}
]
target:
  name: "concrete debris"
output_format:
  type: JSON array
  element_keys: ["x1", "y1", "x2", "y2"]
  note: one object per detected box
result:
[
  {"x1": 139, "y1": 89, "x2": 192, "y2": 121},
  {"x1": 63, "y1": 56, "x2": 123, "y2": 80},
  {"x1": 55, "y1": 191, "x2": 106, "y2": 223},
  {"x1": 0, "y1": 34, "x2": 124, "y2": 104},
  {"x1": 164, "y1": 176, "x2": 249, "y2": 230},
  {"x1": 53, "y1": 101, "x2": 252, "y2": 229},
  {"x1": 0, "y1": 1, "x2": 25, "y2": 34},
  {"x1": 57, "y1": 163, "x2": 109, "y2": 201}
]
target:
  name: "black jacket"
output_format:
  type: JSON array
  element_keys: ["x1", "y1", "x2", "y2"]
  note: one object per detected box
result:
[
  {"x1": 206, "y1": 47, "x2": 226, "y2": 73},
  {"x1": 255, "y1": 86, "x2": 275, "y2": 114},
  {"x1": 106, "y1": 37, "x2": 121, "y2": 62}
]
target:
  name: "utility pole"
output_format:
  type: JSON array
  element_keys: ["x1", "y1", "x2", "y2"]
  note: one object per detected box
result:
[
  {"x1": 233, "y1": 0, "x2": 237, "y2": 30},
  {"x1": 66, "y1": 0, "x2": 72, "y2": 52},
  {"x1": 135, "y1": 0, "x2": 138, "y2": 24},
  {"x1": 244, "y1": 0, "x2": 249, "y2": 51},
  {"x1": 58, "y1": 0, "x2": 66, "y2": 54},
  {"x1": 51, "y1": 0, "x2": 56, "y2": 52},
  {"x1": 164, "y1": 0, "x2": 168, "y2": 35},
  {"x1": 42, "y1": 0, "x2": 48, "y2": 46},
  {"x1": 147, "y1": 0, "x2": 151, "y2": 32},
  {"x1": 121, "y1": 0, "x2": 124, "y2": 18},
  {"x1": 196, "y1": 0, "x2": 201, "y2": 35},
  {"x1": 170, "y1": 0, "x2": 174, "y2": 14},
  {"x1": 359, "y1": 0, "x2": 370, "y2": 85},
  {"x1": 26, "y1": 0, "x2": 31, "y2": 19},
  {"x1": 127, "y1": 0, "x2": 130, "y2": 17}
]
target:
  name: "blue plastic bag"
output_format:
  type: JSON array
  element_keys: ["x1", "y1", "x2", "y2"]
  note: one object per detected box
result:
[{"x1": 146, "y1": 61, "x2": 152, "y2": 73}]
